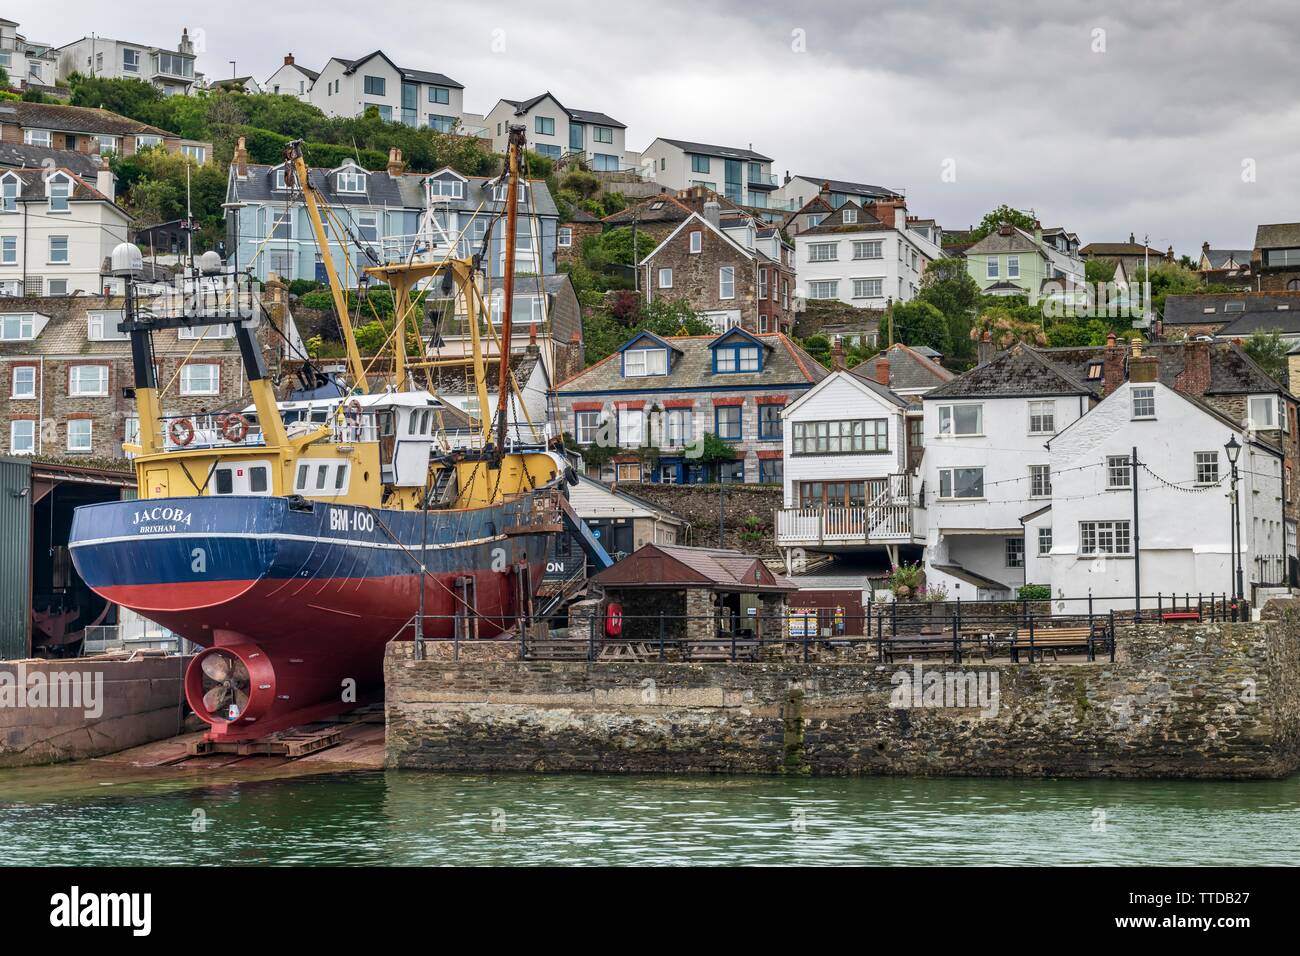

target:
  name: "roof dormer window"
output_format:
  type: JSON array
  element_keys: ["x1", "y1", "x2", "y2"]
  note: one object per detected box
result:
[
  {"x1": 46, "y1": 173, "x2": 72, "y2": 212},
  {"x1": 273, "y1": 166, "x2": 290, "y2": 191},
  {"x1": 1, "y1": 174, "x2": 20, "y2": 213},
  {"x1": 337, "y1": 167, "x2": 367, "y2": 194},
  {"x1": 623, "y1": 347, "x2": 668, "y2": 377}
]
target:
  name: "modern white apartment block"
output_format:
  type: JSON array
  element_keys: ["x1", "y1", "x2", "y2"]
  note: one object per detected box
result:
[
  {"x1": 484, "y1": 94, "x2": 627, "y2": 170},
  {"x1": 0, "y1": 166, "x2": 130, "y2": 297},
  {"x1": 297, "y1": 51, "x2": 471, "y2": 133},
  {"x1": 56, "y1": 29, "x2": 199, "y2": 96},
  {"x1": 795, "y1": 198, "x2": 943, "y2": 306},
  {"x1": 0, "y1": 18, "x2": 58, "y2": 89},
  {"x1": 639, "y1": 139, "x2": 779, "y2": 208}
]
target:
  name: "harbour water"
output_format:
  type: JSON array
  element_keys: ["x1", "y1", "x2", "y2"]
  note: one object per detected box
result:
[{"x1": 1, "y1": 765, "x2": 1298, "y2": 865}]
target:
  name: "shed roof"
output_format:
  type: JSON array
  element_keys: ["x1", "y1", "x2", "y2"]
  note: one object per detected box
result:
[{"x1": 589, "y1": 543, "x2": 796, "y2": 592}]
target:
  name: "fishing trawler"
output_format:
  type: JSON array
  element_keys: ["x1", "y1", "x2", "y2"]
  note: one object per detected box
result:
[{"x1": 68, "y1": 129, "x2": 604, "y2": 740}]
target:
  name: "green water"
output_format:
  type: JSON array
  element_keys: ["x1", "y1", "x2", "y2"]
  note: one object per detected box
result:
[{"x1": 2, "y1": 766, "x2": 1298, "y2": 865}]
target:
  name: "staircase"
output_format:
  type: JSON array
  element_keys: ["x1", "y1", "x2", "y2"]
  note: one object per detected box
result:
[{"x1": 428, "y1": 465, "x2": 457, "y2": 508}]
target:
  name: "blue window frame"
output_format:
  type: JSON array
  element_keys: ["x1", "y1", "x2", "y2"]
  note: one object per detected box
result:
[
  {"x1": 690, "y1": 154, "x2": 710, "y2": 173},
  {"x1": 363, "y1": 75, "x2": 386, "y2": 96},
  {"x1": 715, "y1": 404, "x2": 742, "y2": 441},
  {"x1": 428, "y1": 86, "x2": 450, "y2": 105},
  {"x1": 758, "y1": 403, "x2": 783, "y2": 440},
  {"x1": 713, "y1": 344, "x2": 761, "y2": 373}
]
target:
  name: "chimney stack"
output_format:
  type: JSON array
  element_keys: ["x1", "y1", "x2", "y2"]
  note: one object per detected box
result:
[
  {"x1": 178, "y1": 28, "x2": 193, "y2": 56},
  {"x1": 284, "y1": 53, "x2": 295, "y2": 66},
  {"x1": 1129, "y1": 232, "x2": 1136, "y2": 245},
  {"x1": 95, "y1": 159, "x2": 115, "y2": 201},
  {"x1": 233, "y1": 135, "x2": 248, "y2": 179},
  {"x1": 387, "y1": 147, "x2": 405, "y2": 177},
  {"x1": 874, "y1": 352, "x2": 891, "y2": 386},
  {"x1": 1201, "y1": 240, "x2": 1210, "y2": 257},
  {"x1": 831, "y1": 335, "x2": 845, "y2": 371},
  {"x1": 976, "y1": 329, "x2": 995, "y2": 365},
  {"x1": 1176, "y1": 338, "x2": 1211, "y2": 396},
  {"x1": 703, "y1": 200, "x2": 721, "y2": 230},
  {"x1": 1103, "y1": 332, "x2": 1126, "y2": 394},
  {"x1": 1129, "y1": 338, "x2": 1159, "y2": 384}
]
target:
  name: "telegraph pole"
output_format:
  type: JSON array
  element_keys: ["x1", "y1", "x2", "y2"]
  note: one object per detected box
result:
[{"x1": 1131, "y1": 446, "x2": 1141, "y2": 619}]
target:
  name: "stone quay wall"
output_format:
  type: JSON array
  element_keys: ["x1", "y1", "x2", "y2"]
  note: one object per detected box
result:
[{"x1": 384, "y1": 608, "x2": 1300, "y2": 779}]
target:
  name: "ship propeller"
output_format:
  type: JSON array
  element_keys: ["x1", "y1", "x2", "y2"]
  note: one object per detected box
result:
[{"x1": 197, "y1": 652, "x2": 252, "y2": 720}]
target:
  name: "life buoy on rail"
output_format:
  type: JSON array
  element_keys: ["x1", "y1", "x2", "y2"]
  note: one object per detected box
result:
[
  {"x1": 605, "y1": 602, "x2": 624, "y2": 637},
  {"x1": 168, "y1": 418, "x2": 195, "y2": 447},
  {"x1": 220, "y1": 413, "x2": 249, "y2": 444}
]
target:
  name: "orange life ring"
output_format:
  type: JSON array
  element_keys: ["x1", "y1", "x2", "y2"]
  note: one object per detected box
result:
[
  {"x1": 221, "y1": 414, "x2": 249, "y2": 444},
  {"x1": 605, "y1": 602, "x2": 624, "y2": 637},
  {"x1": 168, "y1": 418, "x2": 195, "y2": 447}
]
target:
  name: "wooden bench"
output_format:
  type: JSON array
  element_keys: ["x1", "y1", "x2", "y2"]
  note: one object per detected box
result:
[
  {"x1": 526, "y1": 639, "x2": 591, "y2": 661},
  {"x1": 1161, "y1": 611, "x2": 1201, "y2": 623},
  {"x1": 1009, "y1": 626, "x2": 1102, "y2": 661},
  {"x1": 686, "y1": 639, "x2": 758, "y2": 662},
  {"x1": 884, "y1": 636, "x2": 984, "y2": 662}
]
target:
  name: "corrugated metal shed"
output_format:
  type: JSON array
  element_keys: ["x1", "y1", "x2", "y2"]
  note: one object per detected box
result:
[{"x1": 0, "y1": 457, "x2": 32, "y2": 659}]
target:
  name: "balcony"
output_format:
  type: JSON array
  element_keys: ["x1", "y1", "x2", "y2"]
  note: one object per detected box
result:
[
  {"x1": 747, "y1": 172, "x2": 779, "y2": 190},
  {"x1": 775, "y1": 474, "x2": 915, "y2": 547}
]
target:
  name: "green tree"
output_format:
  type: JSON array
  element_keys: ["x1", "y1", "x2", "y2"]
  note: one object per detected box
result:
[
  {"x1": 1244, "y1": 330, "x2": 1289, "y2": 385},
  {"x1": 967, "y1": 204, "x2": 1039, "y2": 244},
  {"x1": 890, "y1": 300, "x2": 951, "y2": 354},
  {"x1": 801, "y1": 334, "x2": 832, "y2": 367},
  {"x1": 68, "y1": 74, "x2": 163, "y2": 117},
  {"x1": 918, "y1": 257, "x2": 980, "y2": 363},
  {"x1": 1084, "y1": 258, "x2": 1117, "y2": 285}
]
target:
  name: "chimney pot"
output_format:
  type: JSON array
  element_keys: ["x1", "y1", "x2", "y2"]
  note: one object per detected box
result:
[
  {"x1": 284, "y1": 53, "x2": 295, "y2": 65},
  {"x1": 233, "y1": 135, "x2": 249, "y2": 178}
]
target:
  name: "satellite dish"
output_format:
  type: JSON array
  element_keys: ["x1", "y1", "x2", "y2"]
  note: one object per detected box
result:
[
  {"x1": 110, "y1": 242, "x2": 143, "y2": 278},
  {"x1": 198, "y1": 250, "x2": 224, "y2": 275}
]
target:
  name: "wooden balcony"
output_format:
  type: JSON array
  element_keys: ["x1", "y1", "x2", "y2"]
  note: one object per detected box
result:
[{"x1": 775, "y1": 503, "x2": 912, "y2": 546}]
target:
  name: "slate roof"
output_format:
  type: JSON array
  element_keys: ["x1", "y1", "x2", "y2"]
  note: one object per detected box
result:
[
  {"x1": 556, "y1": 332, "x2": 827, "y2": 393},
  {"x1": 566, "y1": 208, "x2": 600, "y2": 223},
  {"x1": 1202, "y1": 248, "x2": 1252, "y2": 269},
  {"x1": 1079, "y1": 241, "x2": 1163, "y2": 257},
  {"x1": 504, "y1": 93, "x2": 625, "y2": 129},
  {"x1": 1163, "y1": 292, "x2": 1300, "y2": 325},
  {"x1": 656, "y1": 138, "x2": 772, "y2": 162},
  {"x1": 849, "y1": 343, "x2": 954, "y2": 393},
  {"x1": 0, "y1": 295, "x2": 241, "y2": 358},
  {"x1": 0, "y1": 166, "x2": 115, "y2": 204},
  {"x1": 793, "y1": 176, "x2": 902, "y2": 200},
  {"x1": 964, "y1": 226, "x2": 1048, "y2": 257},
  {"x1": 228, "y1": 162, "x2": 423, "y2": 209},
  {"x1": 1255, "y1": 223, "x2": 1300, "y2": 250},
  {"x1": 0, "y1": 102, "x2": 171, "y2": 137},
  {"x1": 603, "y1": 192, "x2": 693, "y2": 226},
  {"x1": 338, "y1": 51, "x2": 463, "y2": 89},
  {"x1": 0, "y1": 142, "x2": 102, "y2": 179},
  {"x1": 799, "y1": 203, "x2": 892, "y2": 236},
  {"x1": 425, "y1": 348, "x2": 544, "y2": 397},
  {"x1": 1041, "y1": 341, "x2": 1288, "y2": 397},
  {"x1": 924, "y1": 344, "x2": 1094, "y2": 399}
]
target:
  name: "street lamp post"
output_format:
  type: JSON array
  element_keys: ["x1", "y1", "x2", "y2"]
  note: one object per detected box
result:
[{"x1": 1225, "y1": 435, "x2": 1244, "y2": 609}]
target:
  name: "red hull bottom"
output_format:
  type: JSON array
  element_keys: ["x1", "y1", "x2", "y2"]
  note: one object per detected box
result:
[{"x1": 126, "y1": 567, "x2": 540, "y2": 742}]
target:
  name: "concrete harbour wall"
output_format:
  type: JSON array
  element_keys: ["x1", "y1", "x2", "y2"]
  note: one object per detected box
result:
[
  {"x1": 385, "y1": 610, "x2": 1300, "y2": 779},
  {"x1": 0, "y1": 656, "x2": 189, "y2": 767}
]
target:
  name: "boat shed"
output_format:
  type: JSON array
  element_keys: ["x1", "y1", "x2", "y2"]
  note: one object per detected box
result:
[{"x1": 587, "y1": 544, "x2": 796, "y2": 644}]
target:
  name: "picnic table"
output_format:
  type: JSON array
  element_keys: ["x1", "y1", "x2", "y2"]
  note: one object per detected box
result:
[{"x1": 597, "y1": 641, "x2": 656, "y2": 662}]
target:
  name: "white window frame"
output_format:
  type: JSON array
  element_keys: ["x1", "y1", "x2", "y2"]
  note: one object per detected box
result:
[
  {"x1": 48, "y1": 235, "x2": 69, "y2": 264},
  {"x1": 937, "y1": 404, "x2": 983, "y2": 437},
  {"x1": 557, "y1": 226, "x2": 572, "y2": 248},
  {"x1": 938, "y1": 466, "x2": 985, "y2": 500},
  {"x1": 624, "y1": 348, "x2": 667, "y2": 377},
  {"x1": 808, "y1": 242, "x2": 838, "y2": 263},
  {"x1": 23, "y1": 129, "x2": 52, "y2": 148},
  {"x1": 852, "y1": 278, "x2": 883, "y2": 299},
  {"x1": 11, "y1": 365, "x2": 36, "y2": 399},
  {"x1": 852, "y1": 240, "x2": 882, "y2": 260},
  {"x1": 9, "y1": 419, "x2": 35, "y2": 454},
  {"x1": 0, "y1": 313, "x2": 35, "y2": 340},
  {"x1": 1028, "y1": 400, "x2": 1055, "y2": 435},
  {"x1": 66, "y1": 419, "x2": 93, "y2": 453},
  {"x1": 986, "y1": 257, "x2": 999, "y2": 279},
  {"x1": 1006, "y1": 255, "x2": 1020, "y2": 279},
  {"x1": 808, "y1": 279, "x2": 838, "y2": 300},
  {"x1": 68, "y1": 364, "x2": 108, "y2": 397},
  {"x1": 658, "y1": 267, "x2": 673, "y2": 289},
  {"x1": 719, "y1": 266, "x2": 735, "y2": 300},
  {"x1": 1, "y1": 235, "x2": 15, "y2": 265},
  {"x1": 1131, "y1": 386, "x2": 1156, "y2": 419},
  {"x1": 180, "y1": 363, "x2": 220, "y2": 396},
  {"x1": 336, "y1": 168, "x2": 367, "y2": 194},
  {"x1": 574, "y1": 410, "x2": 602, "y2": 445},
  {"x1": 87, "y1": 310, "x2": 128, "y2": 341},
  {"x1": 1195, "y1": 451, "x2": 1220, "y2": 486},
  {"x1": 689, "y1": 231, "x2": 703, "y2": 254},
  {"x1": 1038, "y1": 526, "x2": 1053, "y2": 555},
  {"x1": 1029, "y1": 464, "x2": 1051, "y2": 498},
  {"x1": 617, "y1": 407, "x2": 644, "y2": 447},
  {"x1": 1080, "y1": 519, "x2": 1131, "y2": 556},
  {"x1": 1107, "y1": 454, "x2": 1131, "y2": 489},
  {"x1": 1248, "y1": 395, "x2": 1278, "y2": 429}
]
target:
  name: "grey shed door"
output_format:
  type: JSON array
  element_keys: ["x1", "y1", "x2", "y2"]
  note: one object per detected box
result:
[{"x1": 0, "y1": 457, "x2": 32, "y2": 659}]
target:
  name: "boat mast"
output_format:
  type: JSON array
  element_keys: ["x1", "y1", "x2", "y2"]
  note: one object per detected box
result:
[
  {"x1": 287, "y1": 141, "x2": 369, "y2": 395},
  {"x1": 496, "y1": 125, "x2": 526, "y2": 455}
]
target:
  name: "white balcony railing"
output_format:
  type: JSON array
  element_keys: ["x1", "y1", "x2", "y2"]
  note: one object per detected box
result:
[{"x1": 775, "y1": 504, "x2": 912, "y2": 545}]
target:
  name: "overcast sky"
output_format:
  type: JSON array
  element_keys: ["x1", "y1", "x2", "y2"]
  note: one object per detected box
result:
[{"x1": 19, "y1": 0, "x2": 1300, "y2": 253}]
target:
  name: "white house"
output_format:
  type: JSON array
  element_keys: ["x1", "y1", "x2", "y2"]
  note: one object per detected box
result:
[
  {"x1": 1030, "y1": 375, "x2": 1284, "y2": 608},
  {"x1": 56, "y1": 29, "x2": 199, "y2": 96},
  {"x1": 0, "y1": 18, "x2": 58, "y2": 89},
  {"x1": 302, "y1": 51, "x2": 470, "y2": 132},
  {"x1": 0, "y1": 166, "x2": 130, "y2": 296},
  {"x1": 921, "y1": 345, "x2": 1094, "y2": 599},
  {"x1": 795, "y1": 198, "x2": 943, "y2": 306},
  {"x1": 776, "y1": 368, "x2": 922, "y2": 569},
  {"x1": 639, "y1": 139, "x2": 779, "y2": 208},
  {"x1": 263, "y1": 54, "x2": 318, "y2": 100},
  {"x1": 484, "y1": 94, "x2": 627, "y2": 170},
  {"x1": 772, "y1": 175, "x2": 902, "y2": 216}
]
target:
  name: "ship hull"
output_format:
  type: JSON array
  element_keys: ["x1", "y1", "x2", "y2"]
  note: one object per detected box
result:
[{"x1": 69, "y1": 492, "x2": 554, "y2": 738}]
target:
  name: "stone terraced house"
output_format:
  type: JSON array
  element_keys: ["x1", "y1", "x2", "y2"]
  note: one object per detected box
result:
[{"x1": 555, "y1": 327, "x2": 826, "y2": 485}]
